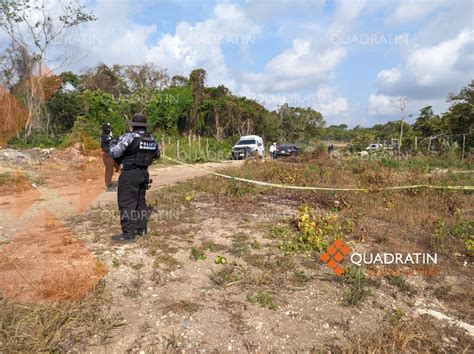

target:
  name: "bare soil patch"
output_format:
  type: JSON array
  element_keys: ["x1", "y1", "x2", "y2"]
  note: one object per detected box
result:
[
  {"x1": 0, "y1": 209, "x2": 106, "y2": 302},
  {"x1": 0, "y1": 172, "x2": 42, "y2": 219}
]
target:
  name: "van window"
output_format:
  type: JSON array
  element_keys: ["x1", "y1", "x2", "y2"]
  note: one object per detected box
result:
[{"x1": 236, "y1": 139, "x2": 256, "y2": 145}]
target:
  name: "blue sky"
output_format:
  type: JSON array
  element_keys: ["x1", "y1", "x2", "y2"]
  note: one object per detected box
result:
[{"x1": 4, "y1": 0, "x2": 472, "y2": 127}]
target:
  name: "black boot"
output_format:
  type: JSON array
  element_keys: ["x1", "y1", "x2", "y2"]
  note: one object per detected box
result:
[
  {"x1": 137, "y1": 229, "x2": 147, "y2": 237},
  {"x1": 112, "y1": 233, "x2": 136, "y2": 243}
]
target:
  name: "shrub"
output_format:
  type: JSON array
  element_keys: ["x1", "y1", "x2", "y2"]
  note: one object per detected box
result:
[
  {"x1": 342, "y1": 267, "x2": 376, "y2": 306},
  {"x1": 226, "y1": 179, "x2": 257, "y2": 197},
  {"x1": 190, "y1": 247, "x2": 207, "y2": 261},
  {"x1": 9, "y1": 133, "x2": 62, "y2": 148},
  {"x1": 384, "y1": 275, "x2": 417, "y2": 295},
  {"x1": 295, "y1": 204, "x2": 344, "y2": 252},
  {"x1": 61, "y1": 120, "x2": 100, "y2": 152},
  {"x1": 431, "y1": 218, "x2": 473, "y2": 254},
  {"x1": 247, "y1": 291, "x2": 277, "y2": 309}
]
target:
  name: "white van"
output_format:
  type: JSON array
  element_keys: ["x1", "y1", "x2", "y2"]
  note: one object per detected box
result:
[
  {"x1": 366, "y1": 143, "x2": 383, "y2": 151},
  {"x1": 231, "y1": 135, "x2": 265, "y2": 160}
]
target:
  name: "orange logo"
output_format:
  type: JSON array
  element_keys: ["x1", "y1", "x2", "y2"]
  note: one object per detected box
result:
[{"x1": 320, "y1": 240, "x2": 351, "y2": 276}]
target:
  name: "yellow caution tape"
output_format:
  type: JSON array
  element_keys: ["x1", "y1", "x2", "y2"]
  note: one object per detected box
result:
[{"x1": 162, "y1": 156, "x2": 474, "y2": 192}]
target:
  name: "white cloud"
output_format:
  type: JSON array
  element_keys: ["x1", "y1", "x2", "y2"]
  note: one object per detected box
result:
[
  {"x1": 243, "y1": 39, "x2": 346, "y2": 93},
  {"x1": 405, "y1": 29, "x2": 473, "y2": 87},
  {"x1": 145, "y1": 2, "x2": 261, "y2": 90},
  {"x1": 237, "y1": 0, "x2": 366, "y2": 120},
  {"x1": 374, "y1": 29, "x2": 474, "y2": 100},
  {"x1": 331, "y1": 0, "x2": 367, "y2": 30},
  {"x1": 313, "y1": 86, "x2": 349, "y2": 117},
  {"x1": 57, "y1": 1, "x2": 259, "y2": 91},
  {"x1": 369, "y1": 0, "x2": 474, "y2": 121},
  {"x1": 70, "y1": 0, "x2": 157, "y2": 68},
  {"x1": 386, "y1": 0, "x2": 448, "y2": 26},
  {"x1": 326, "y1": 0, "x2": 367, "y2": 42},
  {"x1": 411, "y1": 0, "x2": 473, "y2": 46},
  {"x1": 368, "y1": 94, "x2": 449, "y2": 122},
  {"x1": 368, "y1": 94, "x2": 401, "y2": 116},
  {"x1": 377, "y1": 67, "x2": 402, "y2": 86}
]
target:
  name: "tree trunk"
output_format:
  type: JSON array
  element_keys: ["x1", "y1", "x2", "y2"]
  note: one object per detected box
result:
[{"x1": 214, "y1": 107, "x2": 222, "y2": 141}]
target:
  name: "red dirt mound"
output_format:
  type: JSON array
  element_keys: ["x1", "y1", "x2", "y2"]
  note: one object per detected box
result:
[
  {"x1": 39, "y1": 148, "x2": 107, "y2": 212},
  {"x1": 0, "y1": 172, "x2": 42, "y2": 219},
  {"x1": 0, "y1": 209, "x2": 107, "y2": 302}
]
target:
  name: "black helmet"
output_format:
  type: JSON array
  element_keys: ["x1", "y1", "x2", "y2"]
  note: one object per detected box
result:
[{"x1": 128, "y1": 113, "x2": 148, "y2": 127}]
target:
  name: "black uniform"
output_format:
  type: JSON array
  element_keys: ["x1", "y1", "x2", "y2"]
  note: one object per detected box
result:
[
  {"x1": 100, "y1": 132, "x2": 112, "y2": 152},
  {"x1": 109, "y1": 129, "x2": 160, "y2": 238},
  {"x1": 100, "y1": 123, "x2": 113, "y2": 152}
]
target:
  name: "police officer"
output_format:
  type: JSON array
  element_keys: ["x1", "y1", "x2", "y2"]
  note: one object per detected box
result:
[
  {"x1": 100, "y1": 123, "x2": 119, "y2": 191},
  {"x1": 109, "y1": 113, "x2": 160, "y2": 243}
]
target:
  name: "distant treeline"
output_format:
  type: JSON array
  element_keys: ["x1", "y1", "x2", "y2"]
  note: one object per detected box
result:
[
  {"x1": 6, "y1": 64, "x2": 323, "y2": 146},
  {"x1": 2, "y1": 61, "x2": 473, "y2": 150},
  {"x1": 317, "y1": 82, "x2": 473, "y2": 151}
]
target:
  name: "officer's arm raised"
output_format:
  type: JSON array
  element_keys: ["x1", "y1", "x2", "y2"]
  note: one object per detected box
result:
[{"x1": 109, "y1": 133, "x2": 135, "y2": 159}]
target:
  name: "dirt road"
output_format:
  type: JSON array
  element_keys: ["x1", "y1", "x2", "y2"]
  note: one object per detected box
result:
[
  {"x1": 0, "y1": 160, "x2": 241, "y2": 243},
  {"x1": 92, "y1": 161, "x2": 241, "y2": 207}
]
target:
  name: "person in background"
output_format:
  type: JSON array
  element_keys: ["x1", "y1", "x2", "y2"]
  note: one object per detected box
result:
[
  {"x1": 327, "y1": 144, "x2": 334, "y2": 154},
  {"x1": 100, "y1": 123, "x2": 119, "y2": 191},
  {"x1": 269, "y1": 142, "x2": 277, "y2": 160}
]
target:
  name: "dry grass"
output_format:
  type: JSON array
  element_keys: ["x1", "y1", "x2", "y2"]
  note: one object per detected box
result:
[
  {"x1": 0, "y1": 281, "x2": 124, "y2": 352},
  {"x1": 56, "y1": 154, "x2": 471, "y2": 351},
  {"x1": 343, "y1": 315, "x2": 473, "y2": 353},
  {"x1": 162, "y1": 300, "x2": 201, "y2": 314},
  {"x1": 0, "y1": 172, "x2": 32, "y2": 194},
  {"x1": 203, "y1": 158, "x2": 473, "y2": 257}
]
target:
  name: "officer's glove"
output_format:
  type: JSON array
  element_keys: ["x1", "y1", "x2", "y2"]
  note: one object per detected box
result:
[{"x1": 102, "y1": 123, "x2": 112, "y2": 135}]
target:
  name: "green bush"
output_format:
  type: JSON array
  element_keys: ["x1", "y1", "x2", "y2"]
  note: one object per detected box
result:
[
  {"x1": 342, "y1": 267, "x2": 377, "y2": 306},
  {"x1": 9, "y1": 133, "x2": 62, "y2": 148},
  {"x1": 60, "y1": 116, "x2": 101, "y2": 150}
]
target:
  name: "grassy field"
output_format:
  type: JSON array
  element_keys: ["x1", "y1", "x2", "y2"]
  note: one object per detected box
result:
[{"x1": 0, "y1": 151, "x2": 473, "y2": 351}]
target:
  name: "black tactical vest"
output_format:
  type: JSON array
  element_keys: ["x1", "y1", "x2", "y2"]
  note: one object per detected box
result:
[{"x1": 122, "y1": 133, "x2": 158, "y2": 170}]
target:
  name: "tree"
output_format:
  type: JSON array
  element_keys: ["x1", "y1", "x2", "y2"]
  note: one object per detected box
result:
[
  {"x1": 59, "y1": 71, "x2": 81, "y2": 89},
  {"x1": 81, "y1": 64, "x2": 128, "y2": 98},
  {"x1": 0, "y1": 0, "x2": 96, "y2": 140},
  {"x1": 170, "y1": 75, "x2": 188, "y2": 87},
  {"x1": 202, "y1": 85, "x2": 231, "y2": 140},
  {"x1": 187, "y1": 68, "x2": 207, "y2": 135},
  {"x1": 442, "y1": 81, "x2": 474, "y2": 135},
  {"x1": 353, "y1": 129, "x2": 375, "y2": 151},
  {"x1": 413, "y1": 106, "x2": 442, "y2": 137},
  {"x1": 124, "y1": 63, "x2": 169, "y2": 95},
  {"x1": 0, "y1": 42, "x2": 31, "y2": 92},
  {"x1": 277, "y1": 104, "x2": 325, "y2": 143},
  {"x1": 46, "y1": 89, "x2": 84, "y2": 135},
  {"x1": 147, "y1": 85, "x2": 192, "y2": 135},
  {"x1": 299, "y1": 107, "x2": 325, "y2": 142}
]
